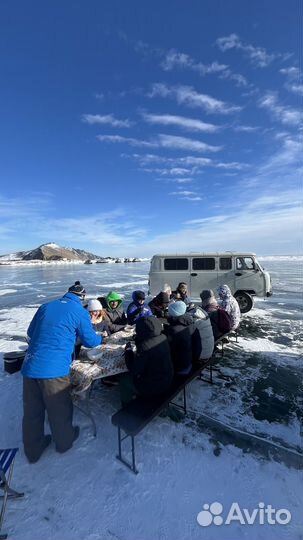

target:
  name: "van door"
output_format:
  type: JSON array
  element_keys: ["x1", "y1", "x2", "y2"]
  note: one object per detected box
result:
[
  {"x1": 218, "y1": 256, "x2": 235, "y2": 293},
  {"x1": 190, "y1": 256, "x2": 218, "y2": 300},
  {"x1": 234, "y1": 256, "x2": 263, "y2": 294}
]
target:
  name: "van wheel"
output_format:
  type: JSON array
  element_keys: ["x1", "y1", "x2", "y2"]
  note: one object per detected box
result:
[{"x1": 234, "y1": 292, "x2": 253, "y2": 313}]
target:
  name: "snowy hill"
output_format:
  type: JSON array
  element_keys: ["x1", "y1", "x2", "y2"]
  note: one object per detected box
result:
[{"x1": 0, "y1": 243, "x2": 100, "y2": 262}]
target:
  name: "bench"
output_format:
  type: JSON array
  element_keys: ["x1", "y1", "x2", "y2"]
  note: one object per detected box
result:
[{"x1": 111, "y1": 356, "x2": 214, "y2": 473}]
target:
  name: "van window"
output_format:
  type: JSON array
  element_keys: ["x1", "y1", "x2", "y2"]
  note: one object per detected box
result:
[
  {"x1": 164, "y1": 258, "x2": 188, "y2": 270},
  {"x1": 192, "y1": 258, "x2": 215, "y2": 270},
  {"x1": 219, "y1": 257, "x2": 232, "y2": 270},
  {"x1": 236, "y1": 257, "x2": 255, "y2": 270}
]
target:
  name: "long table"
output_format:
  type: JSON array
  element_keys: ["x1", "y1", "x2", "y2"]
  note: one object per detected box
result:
[{"x1": 70, "y1": 327, "x2": 135, "y2": 397}]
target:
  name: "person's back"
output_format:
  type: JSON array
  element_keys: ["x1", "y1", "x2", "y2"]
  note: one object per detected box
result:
[
  {"x1": 164, "y1": 301, "x2": 193, "y2": 374},
  {"x1": 125, "y1": 316, "x2": 173, "y2": 397},
  {"x1": 188, "y1": 307, "x2": 214, "y2": 360},
  {"x1": 22, "y1": 292, "x2": 101, "y2": 378},
  {"x1": 200, "y1": 289, "x2": 229, "y2": 340},
  {"x1": 218, "y1": 284, "x2": 241, "y2": 330}
]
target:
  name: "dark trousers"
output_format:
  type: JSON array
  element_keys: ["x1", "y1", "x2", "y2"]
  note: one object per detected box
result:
[{"x1": 22, "y1": 376, "x2": 75, "y2": 461}]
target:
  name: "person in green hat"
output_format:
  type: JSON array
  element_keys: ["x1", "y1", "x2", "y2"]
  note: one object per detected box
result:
[{"x1": 98, "y1": 291, "x2": 127, "y2": 326}]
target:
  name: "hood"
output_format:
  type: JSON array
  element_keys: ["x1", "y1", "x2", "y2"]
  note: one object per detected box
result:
[
  {"x1": 218, "y1": 284, "x2": 232, "y2": 300},
  {"x1": 187, "y1": 307, "x2": 207, "y2": 320},
  {"x1": 168, "y1": 313, "x2": 193, "y2": 327},
  {"x1": 106, "y1": 291, "x2": 122, "y2": 309},
  {"x1": 132, "y1": 290, "x2": 145, "y2": 305},
  {"x1": 135, "y1": 316, "x2": 162, "y2": 339}
]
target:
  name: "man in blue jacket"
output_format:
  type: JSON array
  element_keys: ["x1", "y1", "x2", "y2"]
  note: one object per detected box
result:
[{"x1": 22, "y1": 281, "x2": 102, "y2": 463}]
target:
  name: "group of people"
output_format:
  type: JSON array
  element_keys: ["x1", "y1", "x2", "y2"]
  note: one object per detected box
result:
[{"x1": 21, "y1": 279, "x2": 240, "y2": 463}]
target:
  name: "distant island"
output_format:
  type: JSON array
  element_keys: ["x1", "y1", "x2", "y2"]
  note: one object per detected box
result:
[{"x1": 0, "y1": 243, "x2": 147, "y2": 266}]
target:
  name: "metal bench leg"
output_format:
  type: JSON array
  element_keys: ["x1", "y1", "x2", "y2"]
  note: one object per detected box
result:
[
  {"x1": 183, "y1": 386, "x2": 187, "y2": 414},
  {"x1": 116, "y1": 427, "x2": 138, "y2": 474},
  {"x1": 199, "y1": 362, "x2": 214, "y2": 385}
]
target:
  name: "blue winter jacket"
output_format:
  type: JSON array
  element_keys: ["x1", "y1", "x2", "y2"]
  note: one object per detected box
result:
[
  {"x1": 127, "y1": 302, "x2": 153, "y2": 325},
  {"x1": 22, "y1": 292, "x2": 102, "y2": 379}
]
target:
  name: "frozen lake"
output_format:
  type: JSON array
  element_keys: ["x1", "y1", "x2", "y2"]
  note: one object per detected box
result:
[{"x1": 0, "y1": 257, "x2": 302, "y2": 540}]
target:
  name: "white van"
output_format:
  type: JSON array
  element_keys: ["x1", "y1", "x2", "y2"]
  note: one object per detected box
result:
[{"x1": 148, "y1": 252, "x2": 272, "y2": 313}]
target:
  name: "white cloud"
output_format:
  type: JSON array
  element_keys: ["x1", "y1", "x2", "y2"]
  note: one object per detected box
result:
[
  {"x1": 142, "y1": 188, "x2": 303, "y2": 255},
  {"x1": 98, "y1": 133, "x2": 222, "y2": 153},
  {"x1": 148, "y1": 83, "x2": 242, "y2": 114},
  {"x1": 258, "y1": 92, "x2": 303, "y2": 126},
  {"x1": 258, "y1": 133, "x2": 303, "y2": 173},
  {"x1": 216, "y1": 33, "x2": 276, "y2": 67},
  {"x1": 82, "y1": 114, "x2": 133, "y2": 128},
  {"x1": 161, "y1": 48, "x2": 248, "y2": 87},
  {"x1": 279, "y1": 67, "x2": 301, "y2": 80},
  {"x1": 233, "y1": 125, "x2": 259, "y2": 133},
  {"x1": 141, "y1": 112, "x2": 220, "y2": 132},
  {"x1": 158, "y1": 134, "x2": 221, "y2": 153},
  {"x1": 170, "y1": 190, "x2": 198, "y2": 196},
  {"x1": 287, "y1": 84, "x2": 303, "y2": 96},
  {"x1": 181, "y1": 196, "x2": 202, "y2": 201},
  {"x1": 97, "y1": 135, "x2": 156, "y2": 147}
]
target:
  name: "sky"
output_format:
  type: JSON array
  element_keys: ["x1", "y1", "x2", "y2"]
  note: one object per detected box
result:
[{"x1": 0, "y1": 0, "x2": 302, "y2": 257}]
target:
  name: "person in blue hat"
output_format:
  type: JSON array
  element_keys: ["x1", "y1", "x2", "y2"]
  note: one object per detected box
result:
[{"x1": 126, "y1": 290, "x2": 153, "y2": 325}]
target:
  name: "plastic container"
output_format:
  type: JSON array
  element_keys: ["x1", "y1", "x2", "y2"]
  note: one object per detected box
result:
[{"x1": 3, "y1": 351, "x2": 27, "y2": 374}]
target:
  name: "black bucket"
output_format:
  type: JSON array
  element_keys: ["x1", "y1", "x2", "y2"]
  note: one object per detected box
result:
[{"x1": 3, "y1": 351, "x2": 27, "y2": 374}]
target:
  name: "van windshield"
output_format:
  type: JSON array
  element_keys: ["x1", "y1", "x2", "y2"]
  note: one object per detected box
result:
[{"x1": 236, "y1": 257, "x2": 255, "y2": 270}]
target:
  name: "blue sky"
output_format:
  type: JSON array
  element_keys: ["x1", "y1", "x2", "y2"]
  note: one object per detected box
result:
[{"x1": 0, "y1": 0, "x2": 302, "y2": 256}]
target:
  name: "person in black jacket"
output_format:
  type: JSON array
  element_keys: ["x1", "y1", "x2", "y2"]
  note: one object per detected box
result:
[
  {"x1": 148, "y1": 291, "x2": 170, "y2": 320},
  {"x1": 121, "y1": 316, "x2": 173, "y2": 403},
  {"x1": 164, "y1": 301, "x2": 196, "y2": 375}
]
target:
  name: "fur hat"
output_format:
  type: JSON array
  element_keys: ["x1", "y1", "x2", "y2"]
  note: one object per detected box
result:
[
  {"x1": 87, "y1": 299, "x2": 102, "y2": 312},
  {"x1": 168, "y1": 301, "x2": 187, "y2": 317},
  {"x1": 68, "y1": 281, "x2": 86, "y2": 297},
  {"x1": 200, "y1": 289, "x2": 216, "y2": 308}
]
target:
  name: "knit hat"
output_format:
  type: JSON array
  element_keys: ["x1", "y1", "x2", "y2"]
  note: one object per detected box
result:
[
  {"x1": 68, "y1": 281, "x2": 86, "y2": 297},
  {"x1": 132, "y1": 290, "x2": 145, "y2": 302},
  {"x1": 168, "y1": 301, "x2": 187, "y2": 317},
  {"x1": 87, "y1": 299, "x2": 102, "y2": 312},
  {"x1": 155, "y1": 291, "x2": 170, "y2": 305},
  {"x1": 200, "y1": 289, "x2": 216, "y2": 308}
]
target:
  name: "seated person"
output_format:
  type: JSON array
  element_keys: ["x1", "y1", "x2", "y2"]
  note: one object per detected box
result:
[
  {"x1": 171, "y1": 282, "x2": 190, "y2": 304},
  {"x1": 148, "y1": 291, "x2": 170, "y2": 319},
  {"x1": 127, "y1": 290, "x2": 153, "y2": 325},
  {"x1": 217, "y1": 284, "x2": 241, "y2": 331},
  {"x1": 120, "y1": 316, "x2": 174, "y2": 404},
  {"x1": 97, "y1": 291, "x2": 127, "y2": 325},
  {"x1": 87, "y1": 299, "x2": 125, "y2": 335},
  {"x1": 200, "y1": 290, "x2": 232, "y2": 340},
  {"x1": 187, "y1": 306, "x2": 214, "y2": 360},
  {"x1": 164, "y1": 301, "x2": 194, "y2": 375}
]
